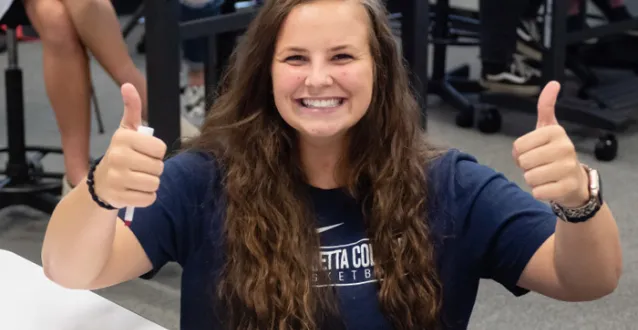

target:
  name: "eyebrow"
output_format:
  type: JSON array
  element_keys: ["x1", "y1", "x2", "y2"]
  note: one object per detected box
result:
[{"x1": 280, "y1": 45, "x2": 353, "y2": 53}]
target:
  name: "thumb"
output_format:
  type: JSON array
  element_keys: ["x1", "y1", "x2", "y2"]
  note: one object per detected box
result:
[
  {"x1": 536, "y1": 81, "x2": 561, "y2": 129},
  {"x1": 120, "y1": 83, "x2": 142, "y2": 130}
]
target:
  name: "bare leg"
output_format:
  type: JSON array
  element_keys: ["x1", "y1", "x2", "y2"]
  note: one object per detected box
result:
[
  {"x1": 24, "y1": 0, "x2": 91, "y2": 186},
  {"x1": 59, "y1": 0, "x2": 148, "y2": 119}
]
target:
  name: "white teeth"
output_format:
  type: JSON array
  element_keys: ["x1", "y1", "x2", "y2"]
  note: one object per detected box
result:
[{"x1": 302, "y1": 98, "x2": 341, "y2": 108}]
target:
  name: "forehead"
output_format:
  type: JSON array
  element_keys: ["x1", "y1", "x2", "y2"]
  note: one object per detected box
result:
[{"x1": 275, "y1": 1, "x2": 371, "y2": 49}]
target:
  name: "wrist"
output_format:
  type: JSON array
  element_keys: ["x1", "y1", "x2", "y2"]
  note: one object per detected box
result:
[
  {"x1": 558, "y1": 166, "x2": 591, "y2": 208},
  {"x1": 87, "y1": 157, "x2": 118, "y2": 210},
  {"x1": 551, "y1": 164, "x2": 603, "y2": 223}
]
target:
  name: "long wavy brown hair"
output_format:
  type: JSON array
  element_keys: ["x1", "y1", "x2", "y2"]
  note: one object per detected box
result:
[{"x1": 185, "y1": 0, "x2": 442, "y2": 329}]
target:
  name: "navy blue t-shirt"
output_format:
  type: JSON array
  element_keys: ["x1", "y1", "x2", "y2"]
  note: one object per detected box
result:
[{"x1": 119, "y1": 148, "x2": 556, "y2": 329}]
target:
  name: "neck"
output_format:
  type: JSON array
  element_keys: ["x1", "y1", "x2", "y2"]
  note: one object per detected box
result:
[{"x1": 298, "y1": 135, "x2": 347, "y2": 189}]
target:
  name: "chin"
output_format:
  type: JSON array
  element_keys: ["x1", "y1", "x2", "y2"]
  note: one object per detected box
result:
[{"x1": 298, "y1": 123, "x2": 349, "y2": 141}]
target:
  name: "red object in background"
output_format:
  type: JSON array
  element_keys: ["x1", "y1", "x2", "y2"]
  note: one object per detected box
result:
[{"x1": 1, "y1": 24, "x2": 38, "y2": 41}]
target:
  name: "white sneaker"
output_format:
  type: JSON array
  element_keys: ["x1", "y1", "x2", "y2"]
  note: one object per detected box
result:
[
  {"x1": 181, "y1": 85, "x2": 206, "y2": 128},
  {"x1": 181, "y1": 85, "x2": 205, "y2": 110}
]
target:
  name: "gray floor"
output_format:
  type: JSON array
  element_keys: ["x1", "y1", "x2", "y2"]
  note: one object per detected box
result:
[{"x1": 2, "y1": 3, "x2": 638, "y2": 330}]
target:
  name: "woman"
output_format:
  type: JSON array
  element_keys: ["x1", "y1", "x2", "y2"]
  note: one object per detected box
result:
[{"x1": 42, "y1": 0, "x2": 622, "y2": 329}]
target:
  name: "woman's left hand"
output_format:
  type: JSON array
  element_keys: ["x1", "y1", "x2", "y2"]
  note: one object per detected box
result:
[{"x1": 512, "y1": 81, "x2": 589, "y2": 208}]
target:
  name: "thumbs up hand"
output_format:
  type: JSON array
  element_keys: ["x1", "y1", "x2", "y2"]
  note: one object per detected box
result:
[
  {"x1": 512, "y1": 81, "x2": 589, "y2": 208},
  {"x1": 93, "y1": 83, "x2": 167, "y2": 209}
]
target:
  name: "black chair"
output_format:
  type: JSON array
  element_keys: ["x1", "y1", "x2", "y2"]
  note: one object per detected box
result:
[
  {"x1": 0, "y1": 2, "x2": 63, "y2": 212},
  {"x1": 478, "y1": 0, "x2": 638, "y2": 161},
  {"x1": 427, "y1": 1, "x2": 485, "y2": 130}
]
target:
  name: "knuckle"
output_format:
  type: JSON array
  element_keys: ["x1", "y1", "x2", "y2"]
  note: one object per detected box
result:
[
  {"x1": 570, "y1": 158, "x2": 580, "y2": 170},
  {"x1": 523, "y1": 171, "x2": 534, "y2": 185},
  {"x1": 513, "y1": 138, "x2": 526, "y2": 153},
  {"x1": 113, "y1": 129, "x2": 131, "y2": 145},
  {"x1": 561, "y1": 140, "x2": 575, "y2": 154},
  {"x1": 111, "y1": 130, "x2": 124, "y2": 144},
  {"x1": 519, "y1": 155, "x2": 530, "y2": 170},
  {"x1": 158, "y1": 141, "x2": 168, "y2": 157},
  {"x1": 562, "y1": 159, "x2": 578, "y2": 174},
  {"x1": 157, "y1": 161, "x2": 165, "y2": 176},
  {"x1": 143, "y1": 193, "x2": 157, "y2": 207},
  {"x1": 108, "y1": 169, "x2": 122, "y2": 188},
  {"x1": 108, "y1": 148, "x2": 125, "y2": 167},
  {"x1": 151, "y1": 177, "x2": 161, "y2": 191}
]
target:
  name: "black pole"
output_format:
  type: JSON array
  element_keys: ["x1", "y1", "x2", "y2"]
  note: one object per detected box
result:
[
  {"x1": 398, "y1": 0, "x2": 430, "y2": 129},
  {"x1": 144, "y1": 0, "x2": 182, "y2": 156}
]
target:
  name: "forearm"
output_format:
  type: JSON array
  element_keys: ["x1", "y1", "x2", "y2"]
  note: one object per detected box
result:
[
  {"x1": 554, "y1": 203, "x2": 622, "y2": 298},
  {"x1": 42, "y1": 179, "x2": 119, "y2": 289}
]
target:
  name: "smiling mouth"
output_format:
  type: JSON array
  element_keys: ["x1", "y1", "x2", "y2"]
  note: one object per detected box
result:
[{"x1": 297, "y1": 98, "x2": 345, "y2": 109}]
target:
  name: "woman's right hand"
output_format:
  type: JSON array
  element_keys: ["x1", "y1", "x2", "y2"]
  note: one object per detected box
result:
[{"x1": 93, "y1": 83, "x2": 167, "y2": 209}]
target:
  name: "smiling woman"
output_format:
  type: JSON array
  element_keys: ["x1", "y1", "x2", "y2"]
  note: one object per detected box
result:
[
  {"x1": 271, "y1": 0, "x2": 374, "y2": 147},
  {"x1": 41, "y1": 0, "x2": 621, "y2": 330}
]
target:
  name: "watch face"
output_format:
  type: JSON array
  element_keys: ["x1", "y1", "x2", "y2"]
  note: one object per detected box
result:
[{"x1": 589, "y1": 169, "x2": 600, "y2": 198}]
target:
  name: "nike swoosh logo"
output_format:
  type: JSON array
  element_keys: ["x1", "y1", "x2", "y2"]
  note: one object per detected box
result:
[{"x1": 316, "y1": 223, "x2": 344, "y2": 234}]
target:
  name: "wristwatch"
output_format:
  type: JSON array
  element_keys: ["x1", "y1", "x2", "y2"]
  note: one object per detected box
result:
[{"x1": 550, "y1": 164, "x2": 603, "y2": 223}]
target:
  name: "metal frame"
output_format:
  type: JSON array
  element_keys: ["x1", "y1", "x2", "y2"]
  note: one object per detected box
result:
[
  {"x1": 143, "y1": 0, "x2": 181, "y2": 154},
  {"x1": 143, "y1": 0, "x2": 429, "y2": 155},
  {"x1": 541, "y1": 0, "x2": 638, "y2": 84}
]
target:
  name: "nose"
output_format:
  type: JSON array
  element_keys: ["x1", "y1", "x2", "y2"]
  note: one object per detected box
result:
[{"x1": 305, "y1": 62, "x2": 333, "y2": 88}]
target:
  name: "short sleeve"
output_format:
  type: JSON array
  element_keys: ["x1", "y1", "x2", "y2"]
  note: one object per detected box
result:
[
  {"x1": 117, "y1": 151, "x2": 215, "y2": 279},
  {"x1": 436, "y1": 149, "x2": 557, "y2": 296}
]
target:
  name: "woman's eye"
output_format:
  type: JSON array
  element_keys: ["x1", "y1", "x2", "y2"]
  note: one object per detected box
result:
[
  {"x1": 285, "y1": 55, "x2": 305, "y2": 62},
  {"x1": 333, "y1": 54, "x2": 353, "y2": 61}
]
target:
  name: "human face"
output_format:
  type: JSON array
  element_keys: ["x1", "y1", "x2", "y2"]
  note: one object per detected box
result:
[{"x1": 271, "y1": 0, "x2": 374, "y2": 144}]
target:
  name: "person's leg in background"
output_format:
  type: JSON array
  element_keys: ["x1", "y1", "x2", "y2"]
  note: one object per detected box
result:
[
  {"x1": 515, "y1": 0, "x2": 545, "y2": 62},
  {"x1": 479, "y1": 0, "x2": 543, "y2": 96},
  {"x1": 58, "y1": 0, "x2": 148, "y2": 119},
  {"x1": 179, "y1": 0, "x2": 225, "y2": 129},
  {"x1": 23, "y1": 0, "x2": 93, "y2": 190},
  {"x1": 24, "y1": 0, "x2": 149, "y2": 191}
]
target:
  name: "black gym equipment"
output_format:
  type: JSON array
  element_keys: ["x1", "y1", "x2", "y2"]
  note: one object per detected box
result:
[
  {"x1": 478, "y1": 0, "x2": 638, "y2": 161},
  {"x1": 427, "y1": 1, "x2": 484, "y2": 130},
  {"x1": 430, "y1": 0, "x2": 637, "y2": 161},
  {"x1": 427, "y1": 1, "x2": 602, "y2": 134},
  {"x1": 0, "y1": 2, "x2": 63, "y2": 212}
]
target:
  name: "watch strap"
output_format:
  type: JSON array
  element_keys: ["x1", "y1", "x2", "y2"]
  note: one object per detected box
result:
[{"x1": 550, "y1": 164, "x2": 603, "y2": 223}]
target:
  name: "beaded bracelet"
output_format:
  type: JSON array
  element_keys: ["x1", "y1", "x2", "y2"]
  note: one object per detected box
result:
[{"x1": 86, "y1": 156, "x2": 117, "y2": 210}]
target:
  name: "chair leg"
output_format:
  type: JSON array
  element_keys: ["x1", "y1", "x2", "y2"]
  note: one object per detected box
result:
[
  {"x1": 1, "y1": 28, "x2": 64, "y2": 213},
  {"x1": 122, "y1": 5, "x2": 145, "y2": 40}
]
